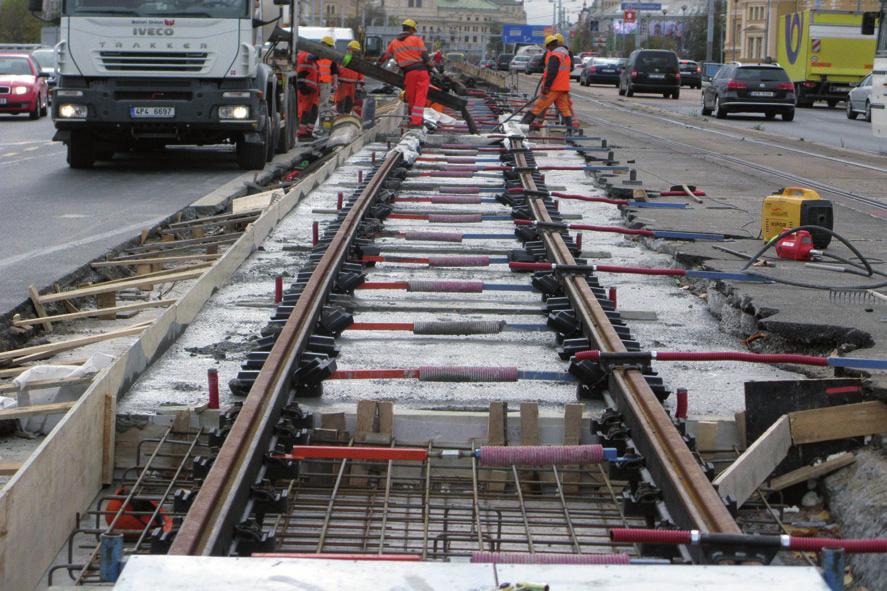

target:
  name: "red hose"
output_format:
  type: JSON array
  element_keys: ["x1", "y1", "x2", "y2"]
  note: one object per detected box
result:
[
  {"x1": 509, "y1": 261, "x2": 554, "y2": 271},
  {"x1": 789, "y1": 537, "x2": 887, "y2": 553},
  {"x1": 610, "y1": 528, "x2": 691, "y2": 544}
]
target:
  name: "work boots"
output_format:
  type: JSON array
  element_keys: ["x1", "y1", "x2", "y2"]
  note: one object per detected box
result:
[
  {"x1": 564, "y1": 116, "x2": 574, "y2": 135},
  {"x1": 520, "y1": 111, "x2": 536, "y2": 125}
]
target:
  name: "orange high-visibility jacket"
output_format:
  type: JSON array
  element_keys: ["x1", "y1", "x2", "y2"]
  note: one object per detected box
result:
[{"x1": 386, "y1": 33, "x2": 429, "y2": 72}]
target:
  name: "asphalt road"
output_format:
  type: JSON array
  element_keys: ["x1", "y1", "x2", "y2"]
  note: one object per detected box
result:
[
  {"x1": 0, "y1": 114, "x2": 247, "y2": 313},
  {"x1": 570, "y1": 79, "x2": 887, "y2": 156}
]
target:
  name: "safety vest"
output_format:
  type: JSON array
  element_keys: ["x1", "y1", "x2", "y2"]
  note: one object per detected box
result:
[
  {"x1": 318, "y1": 58, "x2": 333, "y2": 84},
  {"x1": 296, "y1": 51, "x2": 319, "y2": 90},
  {"x1": 387, "y1": 34, "x2": 427, "y2": 71},
  {"x1": 338, "y1": 66, "x2": 364, "y2": 85},
  {"x1": 549, "y1": 47, "x2": 571, "y2": 92}
]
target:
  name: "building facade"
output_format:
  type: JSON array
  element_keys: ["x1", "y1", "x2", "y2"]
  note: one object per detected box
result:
[{"x1": 724, "y1": 0, "x2": 881, "y2": 62}]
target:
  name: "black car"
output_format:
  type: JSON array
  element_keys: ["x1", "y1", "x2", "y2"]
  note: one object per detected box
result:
[
  {"x1": 679, "y1": 60, "x2": 702, "y2": 89},
  {"x1": 580, "y1": 57, "x2": 626, "y2": 87},
  {"x1": 526, "y1": 53, "x2": 545, "y2": 74},
  {"x1": 496, "y1": 54, "x2": 514, "y2": 71},
  {"x1": 619, "y1": 49, "x2": 680, "y2": 99},
  {"x1": 702, "y1": 63, "x2": 796, "y2": 121}
]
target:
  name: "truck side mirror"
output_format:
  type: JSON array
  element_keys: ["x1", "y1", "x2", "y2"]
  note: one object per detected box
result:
[
  {"x1": 28, "y1": 0, "x2": 43, "y2": 12},
  {"x1": 268, "y1": 25, "x2": 292, "y2": 44},
  {"x1": 861, "y1": 11, "x2": 877, "y2": 35}
]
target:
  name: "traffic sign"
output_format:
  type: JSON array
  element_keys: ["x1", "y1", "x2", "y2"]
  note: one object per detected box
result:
[
  {"x1": 621, "y1": 2, "x2": 662, "y2": 10},
  {"x1": 623, "y1": 9, "x2": 637, "y2": 23},
  {"x1": 503, "y1": 24, "x2": 550, "y2": 44}
]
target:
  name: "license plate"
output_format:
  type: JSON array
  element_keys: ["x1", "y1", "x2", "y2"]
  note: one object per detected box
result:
[
  {"x1": 600, "y1": 69, "x2": 613, "y2": 73},
  {"x1": 0, "y1": 98, "x2": 6, "y2": 104},
  {"x1": 649, "y1": 73, "x2": 665, "y2": 79},
  {"x1": 130, "y1": 106, "x2": 175, "y2": 119},
  {"x1": 749, "y1": 91, "x2": 774, "y2": 97}
]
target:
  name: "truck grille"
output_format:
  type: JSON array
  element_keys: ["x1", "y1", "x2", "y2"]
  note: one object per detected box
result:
[{"x1": 97, "y1": 51, "x2": 209, "y2": 73}]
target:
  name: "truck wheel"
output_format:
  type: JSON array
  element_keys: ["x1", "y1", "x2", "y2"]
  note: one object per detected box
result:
[
  {"x1": 236, "y1": 130, "x2": 268, "y2": 171},
  {"x1": 826, "y1": 99, "x2": 838, "y2": 109},
  {"x1": 277, "y1": 92, "x2": 296, "y2": 154},
  {"x1": 67, "y1": 131, "x2": 96, "y2": 168},
  {"x1": 267, "y1": 113, "x2": 280, "y2": 161}
]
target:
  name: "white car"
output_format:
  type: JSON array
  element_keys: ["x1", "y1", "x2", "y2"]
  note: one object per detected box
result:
[
  {"x1": 846, "y1": 74, "x2": 873, "y2": 122},
  {"x1": 509, "y1": 55, "x2": 531, "y2": 72}
]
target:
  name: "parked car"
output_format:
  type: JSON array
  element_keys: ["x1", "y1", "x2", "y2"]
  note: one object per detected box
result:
[
  {"x1": 479, "y1": 59, "x2": 495, "y2": 69},
  {"x1": 619, "y1": 49, "x2": 681, "y2": 99},
  {"x1": 580, "y1": 57, "x2": 626, "y2": 87},
  {"x1": 846, "y1": 73, "x2": 872, "y2": 121},
  {"x1": 570, "y1": 55, "x2": 588, "y2": 80},
  {"x1": 701, "y1": 63, "x2": 796, "y2": 121},
  {"x1": 496, "y1": 53, "x2": 514, "y2": 71},
  {"x1": 526, "y1": 53, "x2": 545, "y2": 74},
  {"x1": 509, "y1": 55, "x2": 531, "y2": 72},
  {"x1": 679, "y1": 59, "x2": 702, "y2": 89},
  {"x1": 0, "y1": 53, "x2": 49, "y2": 119}
]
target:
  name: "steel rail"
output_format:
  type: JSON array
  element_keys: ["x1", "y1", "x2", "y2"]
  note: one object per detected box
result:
[
  {"x1": 169, "y1": 149, "x2": 404, "y2": 556},
  {"x1": 510, "y1": 138, "x2": 741, "y2": 538}
]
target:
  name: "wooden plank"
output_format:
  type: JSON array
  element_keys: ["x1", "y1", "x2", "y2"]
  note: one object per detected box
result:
[
  {"x1": 320, "y1": 412, "x2": 346, "y2": 432},
  {"x1": 94, "y1": 262, "x2": 211, "y2": 287},
  {"x1": 0, "y1": 401, "x2": 76, "y2": 420},
  {"x1": 124, "y1": 232, "x2": 241, "y2": 254},
  {"x1": 168, "y1": 210, "x2": 262, "y2": 228},
  {"x1": 0, "y1": 359, "x2": 87, "y2": 378},
  {"x1": 0, "y1": 375, "x2": 95, "y2": 395},
  {"x1": 766, "y1": 452, "x2": 855, "y2": 492},
  {"x1": 27, "y1": 285, "x2": 52, "y2": 332},
  {"x1": 38, "y1": 269, "x2": 205, "y2": 303},
  {"x1": 485, "y1": 402, "x2": 507, "y2": 493},
  {"x1": 95, "y1": 292, "x2": 117, "y2": 320},
  {"x1": 789, "y1": 401, "x2": 887, "y2": 445},
  {"x1": 734, "y1": 411, "x2": 747, "y2": 451},
  {"x1": 101, "y1": 389, "x2": 116, "y2": 485},
  {"x1": 11, "y1": 299, "x2": 175, "y2": 327},
  {"x1": 562, "y1": 403, "x2": 583, "y2": 494},
  {"x1": 377, "y1": 401, "x2": 394, "y2": 436},
  {"x1": 519, "y1": 403, "x2": 539, "y2": 494},
  {"x1": 0, "y1": 462, "x2": 21, "y2": 475},
  {"x1": 232, "y1": 190, "x2": 279, "y2": 214},
  {"x1": 695, "y1": 420, "x2": 719, "y2": 452},
  {"x1": 351, "y1": 400, "x2": 376, "y2": 487},
  {"x1": 713, "y1": 415, "x2": 792, "y2": 507},
  {"x1": 91, "y1": 254, "x2": 221, "y2": 268},
  {"x1": 0, "y1": 322, "x2": 149, "y2": 363}
]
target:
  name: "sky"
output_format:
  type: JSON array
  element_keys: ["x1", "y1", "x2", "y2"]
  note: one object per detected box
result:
[{"x1": 523, "y1": 0, "x2": 588, "y2": 27}]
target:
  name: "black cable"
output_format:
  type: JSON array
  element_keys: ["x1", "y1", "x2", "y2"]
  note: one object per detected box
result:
[{"x1": 740, "y1": 225, "x2": 887, "y2": 290}]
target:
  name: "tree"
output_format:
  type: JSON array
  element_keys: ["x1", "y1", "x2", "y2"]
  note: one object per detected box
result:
[{"x1": 0, "y1": 0, "x2": 43, "y2": 43}]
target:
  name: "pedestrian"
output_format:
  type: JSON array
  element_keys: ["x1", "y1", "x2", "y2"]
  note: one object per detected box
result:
[
  {"x1": 295, "y1": 48, "x2": 320, "y2": 139},
  {"x1": 336, "y1": 40, "x2": 366, "y2": 117},
  {"x1": 521, "y1": 35, "x2": 573, "y2": 132},
  {"x1": 378, "y1": 19, "x2": 433, "y2": 128}
]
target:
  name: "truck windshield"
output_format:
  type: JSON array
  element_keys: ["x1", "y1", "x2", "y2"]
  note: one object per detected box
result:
[{"x1": 63, "y1": 0, "x2": 249, "y2": 18}]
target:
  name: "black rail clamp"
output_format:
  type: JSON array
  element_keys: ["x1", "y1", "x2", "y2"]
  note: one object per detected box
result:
[
  {"x1": 173, "y1": 488, "x2": 197, "y2": 513},
  {"x1": 622, "y1": 481, "x2": 662, "y2": 527},
  {"x1": 250, "y1": 483, "x2": 289, "y2": 522},
  {"x1": 233, "y1": 519, "x2": 276, "y2": 556},
  {"x1": 592, "y1": 408, "x2": 631, "y2": 454},
  {"x1": 192, "y1": 455, "x2": 215, "y2": 480},
  {"x1": 609, "y1": 448, "x2": 645, "y2": 487},
  {"x1": 262, "y1": 453, "x2": 298, "y2": 480}
]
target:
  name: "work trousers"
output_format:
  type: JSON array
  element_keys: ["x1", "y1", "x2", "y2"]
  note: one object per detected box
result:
[
  {"x1": 531, "y1": 90, "x2": 572, "y2": 118},
  {"x1": 404, "y1": 69, "x2": 430, "y2": 126},
  {"x1": 335, "y1": 82, "x2": 357, "y2": 115},
  {"x1": 297, "y1": 90, "x2": 319, "y2": 137}
]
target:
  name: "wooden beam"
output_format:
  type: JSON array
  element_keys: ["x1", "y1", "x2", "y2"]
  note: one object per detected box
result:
[
  {"x1": 0, "y1": 375, "x2": 95, "y2": 395},
  {"x1": 0, "y1": 322, "x2": 149, "y2": 364},
  {"x1": 0, "y1": 359, "x2": 87, "y2": 378},
  {"x1": 12, "y1": 299, "x2": 175, "y2": 327},
  {"x1": 765, "y1": 452, "x2": 856, "y2": 492},
  {"x1": 789, "y1": 401, "x2": 887, "y2": 445},
  {"x1": 562, "y1": 403, "x2": 583, "y2": 493},
  {"x1": 38, "y1": 268, "x2": 204, "y2": 303},
  {"x1": 485, "y1": 401, "x2": 507, "y2": 493},
  {"x1": 91, "y1": 254, "x2": 221, "y2": 268},
  {"x1": 713, "y1": 415, "x2": 792, "y2": 507},
  {"x1": 0, "y1": 401, "x2": 76, "y2": 420},
  {"x1": 0, "y1": 462, "x2": 22, "y2": 475},
  {"x1": 28, "y1": 284, "x2": 52, "y2": 332},
  {"x1": 168, "y1": 210, "x2": 261, "y2": 228},
  {"x1": 519, "y1": 402, "x2": 539, "y2": 494}
]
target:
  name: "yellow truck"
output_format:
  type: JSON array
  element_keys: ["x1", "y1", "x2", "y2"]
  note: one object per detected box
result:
[{"x1": 777, "y1": 10, "x2": 876, "y2": 108}]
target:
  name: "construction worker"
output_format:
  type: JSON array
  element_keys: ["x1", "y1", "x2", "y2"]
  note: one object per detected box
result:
[
  {"x1": 295, "y1": 48, "x2": 320, "y2": 139},
  {"x1": 378, "y1": 19, "x2": 433, "y2": 128},
  {"x1": 336, "y1": 40, "x2": 366, "y2": 117},
  {"x1": 554, "y1": 32, "x2": 577, "y2": 130},
  {"x1": 317, "y1": 36, "x2": 339, "y2": 114},
  {"x1": 521, "y1": 35, "x2": 573, "y2": 131}
]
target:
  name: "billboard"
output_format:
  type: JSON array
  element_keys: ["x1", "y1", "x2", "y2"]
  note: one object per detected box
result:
[{"x1": 503, "y1": 24, "x2": 552, "y2": 44}]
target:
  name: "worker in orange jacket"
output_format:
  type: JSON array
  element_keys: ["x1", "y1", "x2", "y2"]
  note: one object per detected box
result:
[
  {"x1": 521, "y1": 35, "x2": 573, "y2": 132},
  {"x1": 336, "y1": 40, "x2": 366, "y2": 117},
  {"x1": 295, "y1": 49, "x2": 320, "y2": 139},
  {"x1": 317, "y1": 36, "x2": 339, "y2": 115},
  {"x1": 378, "y1": 19, "x2": 433, "y2": 128}
]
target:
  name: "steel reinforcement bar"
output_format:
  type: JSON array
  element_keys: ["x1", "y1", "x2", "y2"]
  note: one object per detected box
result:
[
  {"x1": 507, "y1": 135, "x2": 741, "y2": 537},
  {"x1": 168, "y1": 148, "x2": 405, "y2": 556}
]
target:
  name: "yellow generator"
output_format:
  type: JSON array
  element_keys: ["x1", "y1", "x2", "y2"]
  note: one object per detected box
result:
[{"x1": 761, "y1": 187, "x2": 833, "y2": 248}]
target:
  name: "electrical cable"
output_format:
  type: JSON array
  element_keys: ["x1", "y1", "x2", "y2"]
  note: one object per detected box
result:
[{"x1": 740, "y1": 225, "x2": 887, "y2": 290}]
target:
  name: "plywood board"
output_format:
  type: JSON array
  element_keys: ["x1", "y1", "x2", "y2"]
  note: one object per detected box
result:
[
  {"x1": 766, "y1": 452, "x2": 855, "y2": 492},
  {"x1": 789, "y1": 401, "x2": 887, "y2": 445},
  {"x1": 713, "y1": 415, "x2": 791, "y2": 507}
]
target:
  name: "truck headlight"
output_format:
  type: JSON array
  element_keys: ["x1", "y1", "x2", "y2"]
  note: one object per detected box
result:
[
  {"x1": 219, "y1": 105, "x2": 250, "y2": 120},
  {"x1": 58, "y1": 103, "x2": 88, "y2": 118},
  {"x1": 13, "y1": 86, "x2": 29, "y2": 95}
]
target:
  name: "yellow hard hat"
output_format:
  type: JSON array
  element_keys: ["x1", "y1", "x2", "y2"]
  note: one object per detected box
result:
[
  {"x1": 348, "y1": 40, "x2": 361, "y2": 51},
  {"x1": 402, "y1": 18, "x2": 417, "y2": 29},
  {"x1": 544, "y1": 34, "x2": 558, "y2": 46},
  {"x1": 555, "y1": 33, "x2": 565, "y2": 44},
  {"x1": 321, "y1": 35, "x2": 334, "y2": 47}
]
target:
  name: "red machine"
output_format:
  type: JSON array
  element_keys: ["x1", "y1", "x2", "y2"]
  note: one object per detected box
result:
[{"x1": 775, "y1": 230, "x2": 817, "y2": 261}]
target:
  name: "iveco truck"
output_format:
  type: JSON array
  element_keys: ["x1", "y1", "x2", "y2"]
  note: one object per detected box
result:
[{"x1": 30, "y1": 0, "x2": 297, "y2": 169}]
